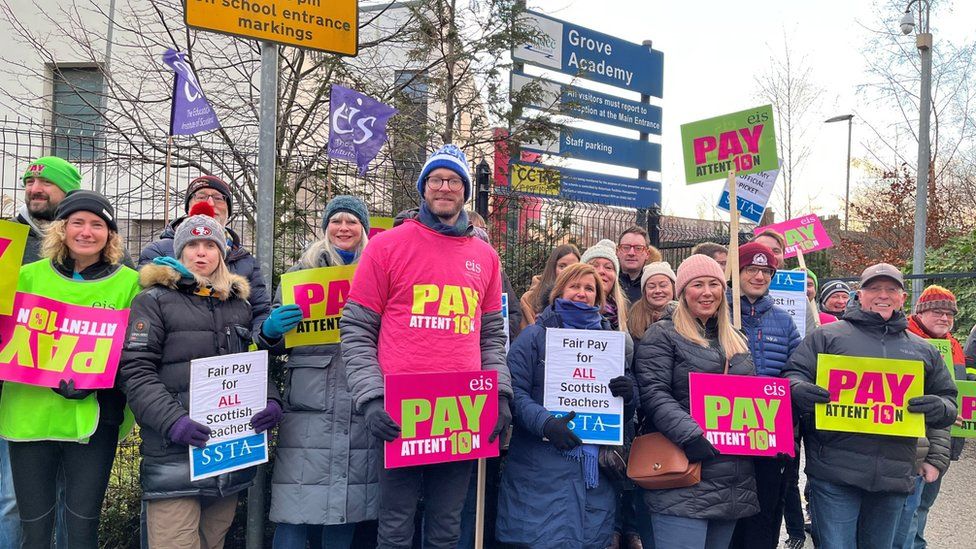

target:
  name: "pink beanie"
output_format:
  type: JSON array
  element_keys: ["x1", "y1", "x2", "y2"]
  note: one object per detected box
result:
[{"x1": 676, "y1": 254, "x2": 727, "y2": 296}]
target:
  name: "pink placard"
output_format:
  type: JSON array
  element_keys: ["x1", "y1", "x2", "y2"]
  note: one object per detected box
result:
[
  {"x1": 385, "y1": 370, "x2": 499, "y2": 468},
  {"x1": 754, "y1": 213, "x2": 834, "y2": 258},
  {"x1": 689, "y1": 373, "x2": 794, "y2": 457},
  {"x1": 0, "y1": 292, "x2": 130, "y2": 389}
]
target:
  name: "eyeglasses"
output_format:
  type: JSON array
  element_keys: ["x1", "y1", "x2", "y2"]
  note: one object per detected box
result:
[
  {"x1": 192, "y1": 192, "x2": 227, "y2": 203},
  {"x1": 617, "y1": 244, "x2": 648, "y2": 253},
  {"x1": 426, "y1": 176, "x2": 464, "y2": 191},
  {"x1": 743, "y1": 266, "x2": 774, "y2": 278},
  {"x1": 923, "y1": 310, "x2": 955, "y2": 319}
]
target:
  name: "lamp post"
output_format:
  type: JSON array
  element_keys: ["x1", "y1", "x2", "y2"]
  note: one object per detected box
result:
[
  {"x1": 900, "y1": 0, "x2": 932, "y2": 305},
  {"x1": 825, "y1": 114, "x2": 854, "y2": 232}
]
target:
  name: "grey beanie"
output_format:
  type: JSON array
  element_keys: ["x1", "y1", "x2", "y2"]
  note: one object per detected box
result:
[
  {"x1": 581, "y1": 239, "x2": 621, "y2": 273},
  {"x1": 818, "y1": 280, "x2": 852, "y2": 309},
  {"x1": 173, "y1": 202, "x2": 227, "y2": 259},
  {"x1": 322, "y1": 195, "x2": 370, "y2": 234},
  {"x1": 641, "y1": 261, "x2": 677, "y2": 291}
]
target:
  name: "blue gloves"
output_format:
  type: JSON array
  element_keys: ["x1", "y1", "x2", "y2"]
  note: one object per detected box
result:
[
  {"x1": 250, "y1": 400, "x2": 283, "y2": 433},
  {"x1": 261, "y1": 304, "x2": 304, "y2": 339},
  {"x1": 153, "y1": 256, "x2": 193, "y2": 279},
  {"x1": 168, "y1": 416, "x2": 212, "y2": 448}
]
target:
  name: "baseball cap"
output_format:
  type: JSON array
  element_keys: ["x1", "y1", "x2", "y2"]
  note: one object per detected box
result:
[{"x1": 859, "y1": 263, "x2": 904, "y2": 289}]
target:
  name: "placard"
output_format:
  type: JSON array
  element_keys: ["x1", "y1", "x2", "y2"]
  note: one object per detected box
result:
[
  {"x1": 543, "y1": 328, "x2": 625, "y2": 445},
  {"x1": 689, "y1": 373, "x2": 794, "y2": 457},
  {"x1": 502, "y1": 293, "x2": 510, "y2": 351},
  {"x1": 928, "y1": 339, "x2": 955, "y2": 372},
  {"x1": 951, "y1": 380, "x2": 976, "y2": 438},
  {"x1": 0, "y1": 292, "x2": 130, "y2": 389},
  {"x1": 384, "y1": 370, "x2": 499, "y2": 468},
  {"x1": 681, "y1": 105, "x2": 778, "y2": 183},
  {"x1": 368, "y1": 216, "x2": 395, "y2": 239},
  {"x1": 815, "y1": 354, "x2": 924, "y2": 437},
  {"x1": 754, "y1": 214, "x2": 834, "y2": 258},
  {"x1": 279, "y1": 265, "x2": 356, "y2": 348},
  {"x1": 189, "y1": 350, "x2": 269, "y2": 481},
  {"x1": 0, "y1": 220, "x2": 29, "y2": 315},
  {"x1": 717, "y1": 166, "x2": 779, "y2": 223},
  {"x1": 769, "y1": 271, "x2": 806, "y2": 337}
]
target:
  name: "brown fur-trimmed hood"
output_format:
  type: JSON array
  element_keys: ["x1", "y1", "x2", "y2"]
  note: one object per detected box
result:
[{"x1": 139, "y1": 263, "x2": 251, "y2": 301}]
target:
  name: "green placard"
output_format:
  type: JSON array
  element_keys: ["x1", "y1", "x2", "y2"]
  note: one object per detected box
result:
[
  {"x1": 928, "y1": 339, "x2": 955, "y2": 373},
  {"x1": 951, "y1": 380, "x2": 976, "y2": 438},
  {"x1": 680, "y1": 105, "x2": 778, "y2": 184}
]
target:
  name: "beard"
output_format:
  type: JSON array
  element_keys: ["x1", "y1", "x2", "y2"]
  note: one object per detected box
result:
[
  {"x1": 27, "y1": 197, "x2": 58, "y2": 220},
  {"x1": 426, "y1": 196, "x2": 462, "y2": 220}
]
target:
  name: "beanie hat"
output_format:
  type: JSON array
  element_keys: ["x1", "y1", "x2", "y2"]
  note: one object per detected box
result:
[
  {"x1": 23, "y1": 156, "x2": 82, "y2": 194},
  {"x1": 581, "y1": 239, "x2": 620, "y2": 274},
  {"x1": 322, "y1": 195, "x2": 370, "y2": 235},
  {"x1": 174, "y1": 202, "x2": 227, "y2": 259},
  {"x1": 818, "y1": 280, "x2": 852, "y2": 309},
  {"x1": 641, "y1": 261, "x2": 676, "y2": 291},
  {"x1": 416, "y1": 144, "x2": 472, "y2": 200},
  {"x1": 184, "y1": 175, "x2": 233, "y2": 217},
  {"x1": 55, "y1": 190, "x2": 117, "y2": 232},
  {"x1": 914, "y1": 285, "x2": 958, "y2": 315},
  {"x1": 676, "y1": 254, "x2": 727, "y2": 296},
  {"x1": 805, "y1": 269, "x2": 819, "y2": 290},
  {"x1": 738, "y1": 241, "x2": 778, "y2": 271}
]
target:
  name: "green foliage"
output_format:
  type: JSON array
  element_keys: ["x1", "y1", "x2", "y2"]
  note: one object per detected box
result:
[
  {"x1": 916, "y1": 229, "x2": 976, "y2": 345},
  {"x1": 98, "y1": 439, "x2": 142, "y2": 549}
]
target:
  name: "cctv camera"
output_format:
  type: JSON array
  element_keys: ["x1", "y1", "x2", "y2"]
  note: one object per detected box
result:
[{"x1": 899, "y1": 11, "x2": 915, "y2": 35}]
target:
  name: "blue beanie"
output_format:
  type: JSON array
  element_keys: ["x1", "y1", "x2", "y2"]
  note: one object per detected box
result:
[
  {"x1": 322, "y1": 195, "x2": 370, "y2": 235},
  {"x1": 416, "y1": 144, "x2": 472, "y2": 200}
]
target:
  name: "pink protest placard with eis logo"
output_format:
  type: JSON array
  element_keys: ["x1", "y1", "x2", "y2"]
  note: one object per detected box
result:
[
  {"x1": 754, "y1": 213, "x2": 834, "y2": 258},
  {"x1": 689, "y1": 373, "x2": 794, "y2": 457},
  {"x1": 0, "y1": 292, "x2": 131, "y2": 389},
  {"x1": 385, "y1": 370, "x2": 499, "y2": 469}
]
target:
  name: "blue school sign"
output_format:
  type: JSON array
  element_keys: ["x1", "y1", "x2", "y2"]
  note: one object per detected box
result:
[
  {"x1": 522, "y1": 127, "x2": 661, "y2": 172},
  {"x1": 509, "y1": 162, "x2": 661, "y2": 209}
]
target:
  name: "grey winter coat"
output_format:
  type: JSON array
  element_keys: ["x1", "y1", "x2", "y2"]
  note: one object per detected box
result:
[
  {"x1": 781, "y1": 302, "x2": 958, "y2": 494},
  {"x1": 255, "y1": 255, "x2": 380, "y2": 525},
  {"x1": 120, "y1": 264, "x2": 280, "y2": 499},
  {"x1": 634, "y1": 313, "x2": 759, "y2": 520}
]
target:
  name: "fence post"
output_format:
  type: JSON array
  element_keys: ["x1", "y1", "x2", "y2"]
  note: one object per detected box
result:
[
  {"x1": 476, "y1": 159, "x2": 490, "y2": 220},
  {"x1": 648, "y1": 205, "x2": 661, "y2": 248}
]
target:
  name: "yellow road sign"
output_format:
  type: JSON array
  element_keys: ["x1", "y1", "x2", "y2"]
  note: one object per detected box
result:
[
  {"x1": 510, "y1": 163, "x2": 561, "y2": 196},
  {"x1": 185, "y1": 0, "x2": 359, "y2": 56}
]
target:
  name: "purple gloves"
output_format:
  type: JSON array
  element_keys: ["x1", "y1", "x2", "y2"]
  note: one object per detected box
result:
[
  {"x1": 251, "y1": 400, "x2": 283, "y2": 433},
  {"x1": 168, "y1": 416, "x2": 212, "y2": 448}
]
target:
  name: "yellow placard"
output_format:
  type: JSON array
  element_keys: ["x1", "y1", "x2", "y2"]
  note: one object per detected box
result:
[
  {"x1": 509, "y1": 163, "x2": 561, "y2": 196},
  {"x1": 368, "y1": 216, "x2": 394, "y2": 239},
  {"x1": 0, "y1": 220, "x2": 29, "y2": 316},
  {"x1": 185, "y1": 0, "x2": 359, "y2": 56},
  {"x1": 815, "y1": 354, "x2": 925, "y2": 437},
  {"x1": 928, "y1": 339, "x2": 955, "y2": 372},
  {"x1": 280, "y1": 264, "x2": 356, "y2": 348}
]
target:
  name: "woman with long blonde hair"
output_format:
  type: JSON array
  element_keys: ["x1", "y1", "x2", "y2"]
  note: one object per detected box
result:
[
  {"x1": 633, "y1": 254, "x2": 757, "y2": 548},
  {"x1": 628, "y1": 261, "x2": 677, "y2": 341}
]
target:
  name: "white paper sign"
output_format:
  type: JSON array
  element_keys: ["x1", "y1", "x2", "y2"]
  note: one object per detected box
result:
[
  {"x1": 188, "y1": 350, "x2": 269, "y2": 481},
  {"x1": 768, "y1": 271, "x2": 806, "y2": 338},
  {"x1": 543, "y1": 328, "x2": 625, "y2": 445},
  {"x1": 717, "y1": 165, "x2": 780, "y2": 223}
]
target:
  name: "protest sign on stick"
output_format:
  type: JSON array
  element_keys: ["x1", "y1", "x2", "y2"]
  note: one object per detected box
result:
[
  {"x1": 769, "y1": 271, "x2": 807, "y2": 337},
  {"x1": 280, "y1": 265, "x2": 356, "y2": 348},
  {"x1": 0, "y1": 220, "x2": 28, "y2": 316},
  {"x1": 952, "y1": 380, "x2": 976, "y2": 438},
  {"x1": 728, "y1": 171, "x2": 741, "y2": 330},
  {"x1": 755, "y1": 214, "x2": 833, "y2": 259}
]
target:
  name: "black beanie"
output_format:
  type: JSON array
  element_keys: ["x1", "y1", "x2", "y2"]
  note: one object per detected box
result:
[
  {"x1": 184, "y1": 175, "x2": 233, "y2": 217},
  {"x1": 55, "y1": 190, "x2": 117, "y2": 232}
]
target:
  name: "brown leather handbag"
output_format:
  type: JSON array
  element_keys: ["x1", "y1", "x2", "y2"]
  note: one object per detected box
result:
[{"x1": 626, "y1": 432, "x2": 701, "y2": 489}]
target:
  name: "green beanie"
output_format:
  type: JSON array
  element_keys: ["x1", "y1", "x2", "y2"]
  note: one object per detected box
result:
[
  {"x1": 806, "y1": 269, "x2": 819, "y2": 290},
  {"x1": 22, "y1": 156, "x2": 82, "y2": 194}
]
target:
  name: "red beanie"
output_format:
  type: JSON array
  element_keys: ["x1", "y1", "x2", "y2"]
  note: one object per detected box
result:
[
  {"x1": 738, "y1": 241, "x2": 778, "y2": 271},
  {"x1": 914, "y1": 285, "x2": 958, "y2": 315},
  {"x1": 676, "y1": 254, "x2": 727, "y2": 296}
]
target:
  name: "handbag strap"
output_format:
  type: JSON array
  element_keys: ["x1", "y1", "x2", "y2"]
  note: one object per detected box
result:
[{"x1": 723, "y1": 358, "x2": 730, "y2": 375}]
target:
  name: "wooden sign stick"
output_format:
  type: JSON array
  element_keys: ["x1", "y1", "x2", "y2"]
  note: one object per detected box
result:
[
  {"x1": 795, "y1": 248, "x2": 821, "y2": 328},
  {"x1": 728, "y1": 171, "x2": 742, "y2": 330},
  {"x1": 474, "y1": 457, "x2": 486, "y2": 549}
]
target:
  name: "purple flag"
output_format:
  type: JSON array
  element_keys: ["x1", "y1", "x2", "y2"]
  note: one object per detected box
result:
[
  {"x1": 328, "y1": 85, "x2": 398, "y2": 175},
  {"x1": 163, "y1": 49, "x2": 220, "y2": 136}
]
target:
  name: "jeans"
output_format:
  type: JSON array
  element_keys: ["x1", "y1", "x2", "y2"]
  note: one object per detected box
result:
[
  {"x1": 273, "y1": 522, "x2": 357, "y2": 549},
  {"x1": 377, "y1": 460, "x2": 473, "y2": 549},
  {"x1": 0, "y1": 439, "x2": 21, "y2": 549},
  {"x1": 807, "y1": 476, "x2": 907, "y2": 549},
  {"x1": 893, "y1": 474, "x2": 943, "y2": 549},
  {"x1": 893, "y1": 476, "x2": 925, "y2": 549},
  {"x1": 650, "y1": 513, "x2": 735, "y2": 549},
  {"x1": 456, "y1": 458, "x2": 500, "y2": 549},
  {"x1": 730, "y1": 458, "x2": 786, "y2": 549},
  {"x1": 632, "y1": 489, "x2": 655, "y2": 548},
  {"x1": 8, "y1": 421, "x2": 118, "y2": 549},
  {"x1": 781, "y1": 453, "x2": 805, "y2": 539}
]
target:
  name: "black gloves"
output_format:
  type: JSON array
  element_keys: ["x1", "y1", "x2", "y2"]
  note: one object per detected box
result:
[
  {"x1": 908, "y1": 395, "x2": 953, "y2": 426},
  {"x1": 363, "y1": 399, "x2": 401, "y2": 442},
  {"x1": 684, "y1": 435, "x2": 720, "y2": 463},
  {"x1": 490, "y1": 396, "x2": 512, "y2": 443},
  {"x1": 543, "y1": 411, "x2": 582, "y2": 451},
  {"x1": 790, "y1": 380, "x2": 831, "y2": 413},
  {"x1": 52, "y1": 379, "x2": 94, "y2": 400},
  {"x1": 608, "y1": 376, "x2": 634, "y2": 402}
]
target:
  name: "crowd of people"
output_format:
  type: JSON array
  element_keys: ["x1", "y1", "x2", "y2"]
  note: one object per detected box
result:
[{"x1": 0, "y1": 147, "x2": 968, "y2": 549}]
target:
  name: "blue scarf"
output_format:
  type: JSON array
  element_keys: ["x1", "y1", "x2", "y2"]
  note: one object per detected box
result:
[
  {"x1": 551, "y1": 298, "x2": 601, "y2": 489},
  {"x1": 335, "y1": 247, "x2": 356, "y2": 265},
  {"x1": 418, "y1": 202, "x2": 470, "y2": 237}
]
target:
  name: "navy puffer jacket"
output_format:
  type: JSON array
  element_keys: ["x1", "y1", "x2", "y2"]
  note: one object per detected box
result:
[{"x1": 733, "y1": 292, "x2": 802, "y2": 377}]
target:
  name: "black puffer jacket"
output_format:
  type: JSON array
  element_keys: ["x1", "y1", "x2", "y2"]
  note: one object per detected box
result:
[
  {"x1": 120, "y1": 264, "x2": 280, "y2": 499},
  {"x1": 634, "y1": 313, "x2": 759, "y2": 520},
  {"x1": 782, "y1": 302, "x2": 958, "y2": 494}
]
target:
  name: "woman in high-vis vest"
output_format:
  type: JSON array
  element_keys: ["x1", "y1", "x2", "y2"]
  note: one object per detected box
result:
[{"x1": 0, "y1": 190, "x2": 140, "y2": 548}]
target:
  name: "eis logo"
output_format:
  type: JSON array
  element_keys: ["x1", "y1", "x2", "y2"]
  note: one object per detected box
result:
[{"x1": 409, "y1": 284, "x2": 480, "y2": 335}]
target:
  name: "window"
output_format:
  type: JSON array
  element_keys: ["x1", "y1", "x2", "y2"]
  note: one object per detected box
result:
[
  {"x1": 392, "y1": 70, "x2": 429, "y2": 165},
  {"x1": 51, "y1": 66, "x2": 104, "y2": 160}
]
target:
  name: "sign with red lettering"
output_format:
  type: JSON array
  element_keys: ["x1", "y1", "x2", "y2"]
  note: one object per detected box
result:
[
  {"x1": 951, "y1": 380, "x2": 976, "y2": 438},
  {"x1": 279, "y1": 265, "x2": 355, "y2": 348},
  {"x1": 680, "y1": 105, "x2": 778, "y2": 184}
]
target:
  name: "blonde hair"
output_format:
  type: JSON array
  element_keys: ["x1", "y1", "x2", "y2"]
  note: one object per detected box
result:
[
  {"x1": 41, "y1": 219, "x2": 126, "y2": 266},
  {"x1": 609, "y1": 281, "x2": 629, "y2": 333},
  {"x1": 628, "y1": 297, "x2": 672, "y2": 341},
  {"x1": 299, "y1": 211, "x2": 369, "y2": 268},
  {"x1": 549, "y1": 263, "x2": 606, "y2": 311},
  {"x1": 182, "y1": 250, "x2": 237, "y2": 298},
  {"x1": 672, "y1": 287, "x2": 748, "y2": 359}
]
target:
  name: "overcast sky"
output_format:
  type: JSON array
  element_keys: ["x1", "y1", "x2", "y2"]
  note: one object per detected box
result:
[{"x1": 523, "y1": 0, "x2": 976, "y2": 222}]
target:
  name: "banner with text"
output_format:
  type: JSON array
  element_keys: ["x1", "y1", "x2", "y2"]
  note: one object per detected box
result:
[
  {"x1": 0, "y1": 292, "x2": 130, "y2": 389},
  {"x1": 928, "y1": 339, "x2": 955, "y2": 372},
  {"x1": 680, "y1": 105, "x2": 778, "y2": 184},
  {"x1": 689, "y1": 373, "x2": 794, "y2": 457},
  {"x1": 951, "y1": 380, "x2": 976, "y2": 438},
  {"x1": 716, "y1": 165, "x2": 779, "y2": 223},
  {"x1": 754, "y1": 214, "x2": 834, "y2": 258},
  {"x1": 769, "y1": 271, "x2": 806, "y2": 337},
  {"x1": 280, "y1": 265, "x2": 356, "y2": 348},
  {"x1": 543, "y1": 328, "x2": 625, "y2": 445},
  {"x1": 385, "y1": 370, "x2": 499, "y2": 468},
  {"x1": 815, "y1": 354, "x2": 925, "y2": 437},
  {"x1": 0, "y1": 220, "x2": 29, "y2": 316},
  {"x1": 189, "y1": 350, "x2": 269, "y2": 481}
]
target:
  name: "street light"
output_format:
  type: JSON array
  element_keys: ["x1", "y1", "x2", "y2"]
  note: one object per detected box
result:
[
  {"x1": 825, "y1": 114, "x2": 854, "y2": 232},
  {"x1": 899, "y1": 0, "x2": 932, "y2": 305}
]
